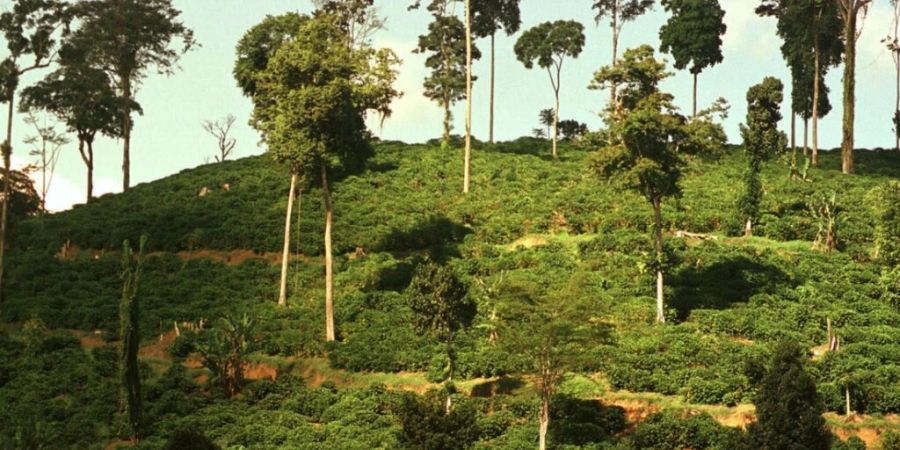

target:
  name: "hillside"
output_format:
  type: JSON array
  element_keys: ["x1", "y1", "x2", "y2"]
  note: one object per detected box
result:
[{"x1": 2, "y1": 140, "x2": 899, "y2": 449}]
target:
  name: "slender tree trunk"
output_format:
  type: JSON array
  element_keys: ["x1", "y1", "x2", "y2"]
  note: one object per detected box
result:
[
  {"x1": 0, "y1": 95, "x2": 14, "y2": 305},
  {"x1": 539, "y1": 388, "x2": 550, "y2": 450},
  {"x1": 692, "y1": 72, "x2": 699, "y2": 118},
  {"x1": 278, "y1": 172, "x2": 297, "y2": 306},
  {"x1": 840, "y1": 10, "x2": 857, "y2": 174},
  {"x1": 845, "y1": 385, "x2": 852, "y2": 416},
  {"x1": 83, "y1": 139, "x2": 95, "y2": 202},
  {"x1": 122, "y1": 76, "x2": 133, "y2": 190},
  {"x1": 791, "y1": 111, "x2": 796, "y2": 155},
  {"x1": 445, "y1": 339, "x2": 454, "y2": 414},
  {"x1": 610, "y1": 12, "x2": 619, "y2": 108},
  {"x1": 804, "y1": 118, "x2": 809, "y2": 156},
  {"x1": 463, "y1": 0, "x2": 472, "y2": 194},
  {"x1": 652, "y1": 198, "x2": 665, "y2": 324},
  {"x1": 443, "y1": 98, "x2": 451, "y2": 145},
  {"x1": 812, "y1": 41, "x2": 821, "y2": 166},
  {"x1": 895, "y1": 44, "x2": 899, "y2": 151},
  {"x1": 552, "y1": 89, "x2": 560, "y2": 159},
  {"x1": 322, "y1": 165, "x2": 335, "y2": 342},
  {"x1": 489, "y1": 32, "x2": 496, "y2": 144}
]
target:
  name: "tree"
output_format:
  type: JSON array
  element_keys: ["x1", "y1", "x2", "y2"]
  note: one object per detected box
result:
[
  {"x1": 0, "y1": 168, "x2": 40, "y2": 223},
  {"x1": 196, "y1": 314, "x2": 256, "y2": 396},
  {"x1": 658, "y1": 0, "x2": 726, "y2": 117},
  {"x1": 835, "y1": 0, "x2": 872, "y2": 174},
  {"x1": 515, "y1": 21, "x2": 585, "y2": 159},
  {"x1": 749, "y1": 340, "x2": 831, "y2": 450},
  {"x1": 415, "y1": 12, "x2": 481, "y2": 147},
  {"x1": 250, "y1": 15, "x2": 400, "y2": 340},
  {"x1": 407, "y1": 260, "x2": 475, "y2": 412},
  {"x1": 592, "y1": 0, "x2": 655, "y2": 107},
  {"x1": 68, "y1": 0, "x2": 196, "y2": 191},
  {"x1": 20, "y1": 46, "x2": 133, "y2": 204},
  {"x1": 22, "y1": 113, "x2": 67, "y2": 213},
  {"x1": 472, "y1": 0, "x2": 521, "y2": 143},
  {"x1": 0, "y1": 0, "x2": 68, "y2": 305},
  {"x1": 590, "y1": 45, "x2": 725, "y2": 323},
  {"x1": 119, "y1": 235, "x2": 147, "y2": 442},
  {"x1": 886, "y1": 1, "x2": 900, "y2": 152},
  {"x1": 757, "y1": 0, "x2": 842, "y2": 166},
  {"x1": 558, "y1": 119, "x2": 588, "y2": 140},
  {"x1": 312, "y1": 0, "x2": 385, "y2": 50},
  {"x1": 739, "y1": 77, "x2": 787, "y2": 237},
  {"x1": 498, "y1": 279, "x2": 610, "y2": 450},
  {"x1": 538, "y1": 108, "x2": 555, "y2": 138},
  {"x1": 202, "y1": 115, "x2": 236, "y2": 163}
]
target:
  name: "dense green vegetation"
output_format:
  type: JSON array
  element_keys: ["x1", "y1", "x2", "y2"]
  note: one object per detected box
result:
[{"x1": 2, "y1": 140, "x2": 899, "y2": 448}]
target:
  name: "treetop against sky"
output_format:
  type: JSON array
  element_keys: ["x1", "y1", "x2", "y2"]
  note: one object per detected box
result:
[{"x1": 1, "y1": 0, "x2": 896, "y2": 211}]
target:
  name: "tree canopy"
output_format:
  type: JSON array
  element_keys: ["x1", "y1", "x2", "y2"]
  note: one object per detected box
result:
[{"x1": 658, "y1": 0, "x2": 726, "y2": 76}]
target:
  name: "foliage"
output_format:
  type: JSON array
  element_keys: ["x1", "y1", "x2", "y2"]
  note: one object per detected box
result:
[
  {"x1": 749, "y1": 340, "x2": 831, "y2": 450},
  {"x1": 738, "y1": 77, "x2": 787, "y2": 234},
  {"x1": 395, "y1": 391, "x2": 481, "y2": 450},
  {"x1": 870, "y1": 180, "x2": 900, "y2": 265},
  {"x1": 471, "y1": 0, "x2": 521, "y2": 39},
  {"x1": 119, "y1": 235, "x2": 147, "y2": 440},
  {"x1": 658, "y1": 0, "x2": 726, "y2": 76},
  {"x1": 627, "y1": 410, "x2": 745, "y2": 450},
  {"x1": 233, "y1": 12, "x2": 308, "y2": 98},
  {"x1": 809, "y1": 192, "x2": 841, "y2": 253},
  {"x1": 196, "y1": 314, "x2": 257, "y2": 396},
  {"x1": 0, "y1": 169, "x2": 39, "y2": 222},
  {"x1": 415, "y1": 12, "x2": 481, "y2": 144}
]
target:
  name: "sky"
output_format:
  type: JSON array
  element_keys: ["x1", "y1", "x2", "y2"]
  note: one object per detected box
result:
[{"x1": 2, "y1": 0, "x2": 897, "y2": 212}]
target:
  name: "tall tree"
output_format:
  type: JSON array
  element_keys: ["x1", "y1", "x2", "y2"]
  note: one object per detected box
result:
[
  {"x1": 886, "y1": 0, "x2": 900, "y2": 151},
  {"x1": 251, "y1": 15, "x2": 400, "y2": 341},
  {"x1": 836, "y1": 0, "x2": 872, "y2": 174},
  {"x1": 757, "y1": 0, "x2": 842, "y2": 166},
  {"x1": 407, "y1": 260, "x2": 475, "y2": 412},
  {"x1": 739, "y1": 77, "x2": 788, "y2": 237},
  {"x1": 22, "y1": 113, "x2": 67, "y2": 213},
  {"x1": 464, "y1": 0, "x2": 473, "y2": 193},
  {"x1": 514, "y1": 21, "x2": 586, "y2": 159},
  {"x1": 234, "y1": 12, "x2": 308, "y2": 307},
  {"x1": 20, "y1": 46, "x2": 133, "y2": 204},
  {"x1": 68, "y1": 0, "x2": 196, "y2": 191},
  {"x1": 0, "y1": 0, "x2": 68, "y2": 305},
  {"x1": 591, "y1": 45, "x2": 725, "y2": 323},
  {"x1": 749, "y1": 340, "x2": 831, "y2": 449},
  {"x1": 592, "y1": 0, "x2": 655, "y2": 108},
  {"x1": 414, "y1": 12, "x2": 481, "y2": 147},
  {"x1": 312, "y1": 0, "x2": 385, "y2": 50},
  {"x1": 119, "y1": 235, "x2": 147, "y2": 442},
  {"x1": 658, "y1": 0, "x2": 726, "y2": 117},
  {"x1": 472, "y1": 0, "x2": 521, "y2": 144}
]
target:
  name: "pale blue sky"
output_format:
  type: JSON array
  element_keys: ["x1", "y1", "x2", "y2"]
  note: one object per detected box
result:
[{"x1": 3, "y1": 0, "x2": 897, "y2": 211}]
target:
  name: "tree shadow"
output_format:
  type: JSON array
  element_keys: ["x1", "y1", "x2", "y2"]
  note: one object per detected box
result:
[
  {"x1": 550, "y1": 394, "x2": 628, "y2": 446},
  {"x1": 376, "y1": 215, "x2": 471, "y2": 263},
  {"x1": 669, "y1": 255, "x2": 792, "y2": 321},
  {"x1": 469, "y1": 376, "x2": 525, "y2": 398}
]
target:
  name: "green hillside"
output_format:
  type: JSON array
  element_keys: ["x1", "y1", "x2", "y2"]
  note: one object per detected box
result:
[{"x1": 2, "y1": 141, "x2": 899, "y2": 449}]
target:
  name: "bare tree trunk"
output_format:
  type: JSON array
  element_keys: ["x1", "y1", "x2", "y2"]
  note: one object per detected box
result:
[
  {"x1": 122, "y1": 76, "x2": 133, "y2": 190},
  {"x1": 322, "y1": 165, "x2": 335, "y2": 342},
  {"x1": 652, "y1": 198, "x2": 665, "y2": 324},
  {"x1": 804, "y1": 118, "x2": 809, "y2": 156},
  {"x1": 845, "y1": 384, "x2": 852, "y2": 416},
  {"x1": 489, "y1": 32, "x2": 495, "y2": 144},
  {"x1": 463, "y1": 0, "x2": 472, "y2": 194},
  {"x1": 791, "y1": 111, "x2": 796, "y2": 155},
  {"x1": 278, "y1": 172, "x2": 297, "y2": 306},
  {"x1": 443, "y1": 98, "x2": 451, "y2": 145},
  {"x1": 86, "y1": 140, "x2": 95, "y2": 202},
  {"x1": 539, "y1": 390, "x2": 550, "y2": 450},
  {"x1": 692, "y1": 72, "x2": 698, "y2": 118},
  {"x1": 812, "y1": 41, "x2": 821, "y2": 166},
  {"x1": 0, "y1": 96, "x2": 14, "y2": 304},
  {"x1": 552, "y1": 89, "x2": 560, "y2": 159},
  {"x1": 610, "y1": 10, "x2": 619, "y2": 108},
  {"x1": 840, "y1": 9, "x2": 857, "y2": 175}
]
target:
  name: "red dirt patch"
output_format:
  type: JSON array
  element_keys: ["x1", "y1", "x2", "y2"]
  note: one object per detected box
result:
[{"x1": 833, "y1": 427, "x2": 883, "y2": 448}]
